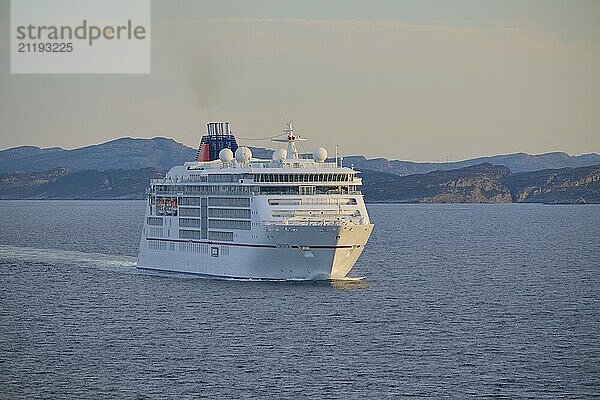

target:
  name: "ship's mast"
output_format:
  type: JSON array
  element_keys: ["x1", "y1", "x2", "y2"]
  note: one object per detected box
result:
[{"x1": 272, "y1": 121, "x2": 306, "y2": 160}]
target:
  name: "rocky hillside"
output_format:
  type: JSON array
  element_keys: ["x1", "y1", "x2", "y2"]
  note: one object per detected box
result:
[
  {"x1": 0, "y1": 167, "x2": 164, "y2": 199},
  {"x1": 503, "y1": 165, "x2": 600, "y2": 204},
  {"x1": 361, "y1": 163, "x2": 600, "y2": 204},
  {"x1": 362, "y1": 163, "x2": 513, "y2": 203}
]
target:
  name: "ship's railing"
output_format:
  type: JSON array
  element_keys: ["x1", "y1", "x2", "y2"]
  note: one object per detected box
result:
[
  {"x1": 151, "y1": 177, "x2": 362, "y2": 185},
  {"x1": 248, "y1": 161, "x2": 340, "y2": 169},
  {"x1": 151, "y1": 179, "x2": 172, "y2": 184},
  {"x1": 149, "y1": 185, "x2": 362, "y2": 196},
  {"x1": 150, "y1": 192, "x2": 363, "y2": 198},
  {"x1": 262, "y1": 216, "x2": 367, "y2": 227}
]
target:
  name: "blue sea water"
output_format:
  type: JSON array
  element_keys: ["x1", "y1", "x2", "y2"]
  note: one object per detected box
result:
[{"x1": 0, "y1": 201, "x2": 599, "y2": 399}]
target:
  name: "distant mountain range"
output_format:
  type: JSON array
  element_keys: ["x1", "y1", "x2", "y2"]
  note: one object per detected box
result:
[
  {"x1": 1, "y1": 163, "x2": 598, "y2": 203},
  {"x1": 1, "y1": 137, "x2": 598, "y2": 175},
  {"x1": 0, "y1": 137, "x2": 599, "y2": 203},
  {"x1": 0, "y1": 138, "x2": 195, "y2": 173},
  {"x1": 0, "y1": 167, "x2": 163, "y2": 200},
  {"x1": 342, "y1": 152, "x2": 600, "y2": 176}
]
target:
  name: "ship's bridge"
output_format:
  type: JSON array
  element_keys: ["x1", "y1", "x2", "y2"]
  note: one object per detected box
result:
[
  {"x1": 158, "y1": 160, "x2": 362, "y2": 189},
  {"x1": 155, "y1": 121, "x2": 363, "y2": 195}
]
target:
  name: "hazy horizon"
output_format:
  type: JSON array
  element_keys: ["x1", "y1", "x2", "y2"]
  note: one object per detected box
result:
[{"x1": 1, "y1": 0, "x2": 599, "y2": 161}]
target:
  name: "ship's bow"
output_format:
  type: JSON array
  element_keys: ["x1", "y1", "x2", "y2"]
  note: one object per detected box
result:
[{"x1": 329, "y1": 224, "x2": 373, "y2": 279}]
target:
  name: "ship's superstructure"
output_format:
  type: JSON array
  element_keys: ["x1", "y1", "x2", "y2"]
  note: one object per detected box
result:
[{"x1": 137, "y1": 122, "x2": 373, "y2": 280}]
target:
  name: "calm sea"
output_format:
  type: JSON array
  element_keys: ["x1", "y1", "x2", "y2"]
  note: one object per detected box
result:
[{"x1": 0, "y1": 201, "x2": 599, "y2": 399}]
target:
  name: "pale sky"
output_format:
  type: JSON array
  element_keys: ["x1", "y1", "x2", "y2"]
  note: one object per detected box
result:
[{"x1": 1, "y1": 0, "x2": 599, "y2": 161}]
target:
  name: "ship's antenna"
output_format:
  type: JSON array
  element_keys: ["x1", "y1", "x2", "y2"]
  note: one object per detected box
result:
[
  {"x1": 272, "y1": 120, "x2": 306, "y2": 160},
  {"x1": 284, "y1": 121, "x2": 296, "y2": 159},
  {"x1": 335, "y1": 144, "x2": 339, "y2": 167}
]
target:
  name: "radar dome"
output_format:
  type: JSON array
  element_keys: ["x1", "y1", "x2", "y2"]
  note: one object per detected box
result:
[
  {"x1": 313, "y1": 147, "x2": 328, "y2": 163},
  {"x1": 219, "y1": 148, "x2": 234, "y2": 163},
  {"x1": 235, "y1": 146, "x2": 252, "y2": 163},
  {"x1": 272, "y1": 148, "x2": 287, "y2": 161}
]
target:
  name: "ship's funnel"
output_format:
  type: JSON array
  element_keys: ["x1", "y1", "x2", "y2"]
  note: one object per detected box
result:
[{"x1": 195, "y1": 122, "x2": 239, "y2": 162}]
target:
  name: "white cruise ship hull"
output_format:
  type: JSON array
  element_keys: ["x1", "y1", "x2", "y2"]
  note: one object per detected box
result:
[
  {"x1": 137, "y1": 120, "x2": 375, "y2": 280},
  {"x1": 137, "y1": 223, "x2": 373, "y2": 280}
]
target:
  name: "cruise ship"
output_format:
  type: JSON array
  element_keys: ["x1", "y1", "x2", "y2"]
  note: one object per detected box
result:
[{"x1": 137, "y1": 122, "x2": 373, "y2": 280}]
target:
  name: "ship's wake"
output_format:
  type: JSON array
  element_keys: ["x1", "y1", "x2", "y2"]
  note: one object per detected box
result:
[
  {"x1": 0, "y1": 245, "x2": 366, "y2": 284},
  {"x1": 336, "y1": 276, "x2": 365, "y2": 281},
  {"x1": 0, "y1": 245, "x2": 137, "y2": 271},
  {"x1": 190, "y1": 274, "x2": 367, "y2": 284}
]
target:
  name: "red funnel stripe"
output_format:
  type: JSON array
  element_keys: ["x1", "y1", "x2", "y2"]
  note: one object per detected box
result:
[{"x1": 196, "y1": 143, "x2": 210, "y2": 162}]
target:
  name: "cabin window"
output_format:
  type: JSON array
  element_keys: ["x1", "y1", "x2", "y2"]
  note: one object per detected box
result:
[
  {"x1": 179, "y1": 218, "x2": 202, "y2": 228},
  {"x1": 209, "y1": 219, "x2": 251, "y2": 230},
  {"x1": 179, "y1": 229, "x2": 202, "y2": 239},
  {"x1": 147, "y1": 217, "x2": 163, "y2": 226},
  {"x1": 268, "y1": 198, "x2": 301, "y2": 206},
  {"x1": 208, "y1": 197, "x2": 250, "y2": 208},
  {"x1": 179, "y1": 208, "x2": 201, "y2": 217},
  {"x1": 209, "y1": 208, "x2": 251, "y2": 219},
  {"x1": 209, "y1": 231, "x2": 234, "y2": 242},
  {"x1": 179, "y1": 197, "x2": 202, "y2": 206},
  {"x1": 299, "y1": 186, "x2": 315, "y2": 195}
]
